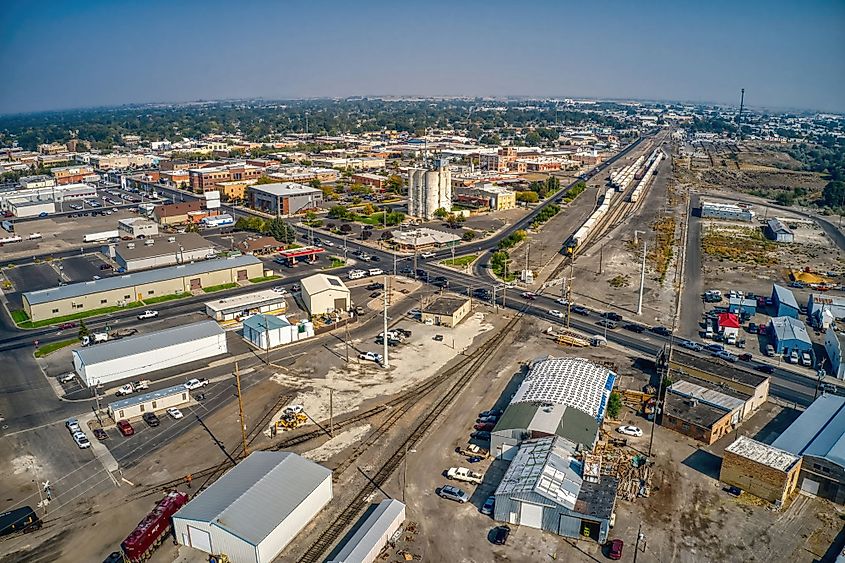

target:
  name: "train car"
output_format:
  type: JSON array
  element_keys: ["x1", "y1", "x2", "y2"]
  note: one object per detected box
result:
[
  {"x1": 0, "y1": 506, "x2": 42, "y2": 537},
  {"x1": 121, "y1": 491, "x2": 188, "y2": 563}
]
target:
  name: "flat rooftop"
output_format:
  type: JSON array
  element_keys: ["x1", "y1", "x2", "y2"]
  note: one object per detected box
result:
[
  {"x1": 114, "y1": 232, "x2": 214, "y2": 261},
  {"x1": 248, "y1": 182, "x2": 320, "y2": 197},
  {"x1": 108, "y1": 384, "x2": 188, "y2": 412},
  {"x1": 668, "y1": 350, "x2": 768, "y2": 389},
  {"x1": 205, "y1": 289, "x2": 286, "y2": 314},
  {"x1": 423, "y1": 297, "x2": 470, "y2": 316},
  {"x1": 725, "y1": 435, "x2": 800, "y2": 472},
  {"x1": 664, "y1": 392, "x2": 730, "y2": 428}
]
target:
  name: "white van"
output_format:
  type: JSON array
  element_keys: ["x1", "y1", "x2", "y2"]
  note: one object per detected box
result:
[
  {"x1": 705, "y1": 324, "x2": 714, "y2": 339},
  {"x1": 368, "y1": 268, "x2": 384, "y2": 276},
  {"x1": 348, "y1": 269, "x2": 366, "y2": 280},
  {"x1": 800, "y1": 351, "x2": 813, "y2": 367}
]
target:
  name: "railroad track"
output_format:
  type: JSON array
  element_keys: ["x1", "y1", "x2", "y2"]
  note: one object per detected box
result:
[{"x1": 296, "y1": 312, "x2": 523, "y2": 563}]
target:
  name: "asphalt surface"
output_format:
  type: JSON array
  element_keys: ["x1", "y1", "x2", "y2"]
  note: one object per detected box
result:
[{"x1": 679, "y1": 193, "x2": 704, "y2": 338}]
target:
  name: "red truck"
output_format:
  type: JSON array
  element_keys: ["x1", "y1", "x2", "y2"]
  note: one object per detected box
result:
[{"x1": 121, "y1": 491, "x2": 188, "y2": 562}]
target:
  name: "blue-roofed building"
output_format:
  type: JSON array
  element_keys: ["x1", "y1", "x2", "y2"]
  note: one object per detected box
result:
[
  {"x1": 728, "y1": 297, "x2": 756, "y2": 317},
  {"x1": 768, "y1": 316, "x2": 814, "y2": 361},
  {"x1": 771, "y1": 284, "x2": 800, "y2": 318},
  {"x1": 772, "y1": 394, "x2": 845, "y2": 503},
  {"x1": 242, "y1": 314, "x2": 314, "y2": 350}
]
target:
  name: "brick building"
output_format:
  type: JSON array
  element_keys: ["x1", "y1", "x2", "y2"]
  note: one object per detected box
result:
[
  {"x1": 188, "y1": 163, "x2": 263, "y2": 193},
  {"x1": 720, "y1": 435, "x2": 801, "y2": 505},
  {"x1": 51, "y1": 164, "x2": 95, "y2": 185}
]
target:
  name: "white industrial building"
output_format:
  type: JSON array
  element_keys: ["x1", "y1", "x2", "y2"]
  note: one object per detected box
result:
[
  {"x1": 700, "y1": 201, "x2": 755, "y2": 222},
  {"x1": 328, "y1": 500, "x2": 406, "y2": 563},
  {"x1": 825, "y1": 328, "x2": 845, "y2": 380},
  {"x1": 173, "y1": 451, "x2": 332, "y2": 563},
  {"x1": 205, "y1": 289, "x2": 287, "y2": 321},
  {"x1": 108, "y1": 232, "x2": 216, "y2": 271},
  {"x1": 8, "y1": 200, "x2": 55, "y2": 218},
  {"x1": 301, "y1": 273, "x2": 351, "y2": 316},
  {"x1": 71, "y1": 321, "x2": 228, "y2": 386},
  {"x1": 408, "y1": 159, "x2": 451, "y2": 220},
  {"x1": 107, "y1": 384, "x2": 190, "y2": 421},
  {"x1": 0, "y1": 182, "x2": 97, "y2": 212},
  {"x1": 242, "y1": 314, "x2": 314, "y2": 350},
  {"x1": 117, "y1": 217, "x2": 159, "y2": 239}
]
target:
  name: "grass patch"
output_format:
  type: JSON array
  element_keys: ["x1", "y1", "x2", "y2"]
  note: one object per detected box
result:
[
  {"x1": 650, "y1": 216, "x2": 677, "y2": 284},
  {"x1": 34, "y1": 338, "x2": 78, "y2": 358},
  {"x1": 17, "y1": 302, "x2": 144, "y2": 329},
  {"x1": 323, "y1": 257, "x2": 346, "y2": 269},
  {"x1": 249, "y1": 275, "x2": 281, "y2": 283},
  {"x1": 202, "y1": 283, "x2": 238, "y2": 293},
  {"x1": 11, "y1": 310, "x2": 29, "y2": 323},
  {"x1": 441, "y1": 254, "x2": 478, "y2": 268},
  {"x1": 701, "y1": 225, "x2": 779, "y2": 267},
  {"x1": 143, "y1": 293, "x2": 189, "y2": 305},
  {"x1": 608, "y1": 274, "x2": 631, "y2": 288}
]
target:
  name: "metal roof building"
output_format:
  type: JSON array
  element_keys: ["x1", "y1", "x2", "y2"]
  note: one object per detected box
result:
[
  {"x1": 765, "y1": 218, "x2": 795, "y2": 243},
  {"x1": 301, "y1": 273, "x2": 350, "y2": 316},
  {"x1": 173, "y1": 451, "x2": 333, "y2": 563},
  {"x1": 72, "y1": 321, "x2": 228, "y2": 386},
  {"x1": 491, "y1": 357, "x2": 616, "y2": 459},
  {"x1": 328, "y1": 500, "x2": 406, "y2": 563},
  {"x1": 771, "y1": 284, "x2": 800, "y2": 318},
  {"x1": 493, "y1": 436, "x2": 617, "y2": 544},
  {"x1": 768, "y1": 316, "x2": 814, "y2": 357},
  {"x1": 107, "y1": 384, "x2": 190, "y2": 421},
  {"x1": 204, "y1": 289, "x2": 287, "y2": 321},
  {"x1": 772, "y1": 394, "x2": 845, "y2": 503}
]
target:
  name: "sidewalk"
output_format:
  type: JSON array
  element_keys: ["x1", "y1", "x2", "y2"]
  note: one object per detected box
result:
[{"x1": 78, "y1": 411, "x2": 120, "y2": 486}]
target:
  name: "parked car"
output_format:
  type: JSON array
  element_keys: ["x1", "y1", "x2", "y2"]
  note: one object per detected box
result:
[
  {"x1": 549, "y1": 309, "x2": 565, "y2": 318},
  {"x1": 142, "y1": 412, "x2": 160, "y2": 427},
  {"x1": 623, "y1": 323, "x2": 646, "y2": 333},
  {"x1": 93, "y1": 428, "x2": 109, "y2": 441},
  {"x1": 58, "y1": 373, "x2": 76, "y2": 383},
  {"x1": 137, "y1": 310, "x2": 158, "y2": 320},
  {"x1": 359, "y1": 351, "x2": 383, "y2": 363},
  {"x1": 704, "y1": 343, "x2": 725, "y2": 353},
  {"x1": 616, "y1": 425, "x2": 643, "y2": 437},
  {"x1": 99, "y1": 264, "x2": 113, "y2": 271},
  {"x1": 714, "y1": 350, "x2": 738, "y2": 363},
  {"x1": 755, "y1": 364, "x2": 775, "y2": 374},
  {"x1": 765, "y1": 344, "x2": 776, "y2": 357},
  {"x1": 679, "y1": 339, "x2": 703, "y2": 351},
  {"x1": 471, "y1": 430, "x2": 491, "y2": 440},
  {"x1": 747, "y1": 323, "x2": 759, "y2": 334},
  {"x1": 608, "y1": 538, "x2": 624, "y2": 560},
  {"x1": 738, "y1": 353, "x2": 753, "y2": 362},
  {"x1": 479, "y1": 409, "x2": 503, "y2": 418},
  {"x1": 72, "y1": 431, "x2": 91, "y2": 449},
  {"x1": 420, "y1": 252, "x2": 436, "y2": 259},
  {"x1": 602, "y1": 312, "x2": 622, "y2": 322},
  {"x1": 66, "y1": 418, "x2": 81, "y2": 434},
  {"x1": 474, "y1": 422, "x2": 495, "y2": 431},
  {"x1": 272, "y1": 285, "x2": 288, "y2": 294},
  {"x1": 184, "y1": 378, "x2": 209, "y2": 390},
  {"x1": 365, "y1": 282, "x2": 385, "y2": 291},
  {"x1": 492, "y1": 525, "x2": 511, "y2": 545},
  {"x1": 481, "y1": 495, "x2": 495, "y2": 515},
  {"x1": 116, "y1": 420, "x2": 134, "y2": 436},
  {"x1": 438, "y1": 485, "x2": 470, "y2": 503},
  {"x1": 596, "y1": 319, "x2": 617, "y2": 329},
  {"x1": 651, "y1": 325, "x2": 672, "y2": 336},
  {"x1": 167, "y1": 407, "x2": 184, "y2": 419}
]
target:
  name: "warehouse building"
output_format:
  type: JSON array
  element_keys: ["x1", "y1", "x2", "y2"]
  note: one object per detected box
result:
[
  {"x1": 107, "y1": 385, "x2": 190, "y2": 421},
  {"x1": 242, "y1": 314, "x2": 314, "y2": 350},
  {"x1": 656, "y1": 349, "x2": 770, "y2": 413},
  {"x1": 301, "y1": 274, "x2": 350, "y2": 316},
  {"x1": 153, "y1": 200, "x2": 204, "y2": 226},
  {"x1": 771, "y1": 284, "x2": 800, "y2": 318},
  {"x1": 768, "y1": 316, "x2": 814, "y2": 359},
  {"x1": 205, "y1": 289, "x2": 287, "y2": 321},
  {"x1": 108, "y1": 232, "x2": 217, "y2": 271},
  {"x1": 719, "y1": 435, "x2": 801, "y2": 505},
  {"x1": 455, "y1": 183, "x2": 517, "y2": 210},
  {"x1": 117, "y1": 217, "x2": 159, "y2": 239},
  {"x1": 9, "y1": 200, "x2": 55, "y2": 218},
  {"x1": 728, "y1": 297, "x2": 756, "y2": 317},
  {"x1": 248, "y1": 182, "x2": 323, "y2": 216},
  {"x1": 700, "y1": 201, "x2": 755, "y2": 222},
  {"x1": 328, "y1": 500, "x2": 406, "y2": 563},
  {"x1": 824, "y1": 328, "x2": 845, "y2": 379},
  {"x1": 491, "y1": 357, "x2": 616, "y2": 459},
  {"x1": 22, "y1": 255, "x2": 263, "y2": 322},
  {"x1": 493, "y1": 436, "x2": 618, "y2": 544},
  {"x1": 772, "y1": 394, "x2": 845, "y2": 503},
  {"x1": 389, "y1": 228, "x2": 461, "y2": 251},
  {"x1": 173, "y1": 451, "x2": 332, "y2": 563},
  {"x1": 421, "y1": 297, "x2": 471, "y2": 328},
  {"x1": 809, "y1": 294, "x2": 845, "y2": 324},
  {"x1": 765, "y1": 218, "x2": 795, "y2": 243},
  {"x1": 661, "y1": 377, "x2": 750, "y2": 445},
  {"x1": 72, "y1": 321, "x2": 228, "y2": 386}
]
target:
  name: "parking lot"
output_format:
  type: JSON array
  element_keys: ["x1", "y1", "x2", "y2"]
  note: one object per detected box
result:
[{"x1": 57, "y1": 253, "x2": 112, "y2": 283}]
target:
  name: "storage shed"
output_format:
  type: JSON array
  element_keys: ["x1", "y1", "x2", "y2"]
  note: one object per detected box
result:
[
  {"x1": 301, "y1": 274, "x2": 350, "y2": 316},
  {"x1": 173, "y1": 451, "x2": 332, "y2": 563},
  {"x1": 328, "y1": 500, "x2": 406, "y2": 563},
  {"x1": 728, "y1": 297, "x2": 756, "y2": 317},
  {"x1": 765, "y1": 218, "x2": 794, "y2": 243},
  {"x1": 107, "y1": 385, "x2": 190, "y2": 421},
  {"x1": 242, "y1": 314, "x2": 314, "y2": 350},
  {"x1": 493, "y1": 436, "x2": 617, "y2": 544},
  {"x1": 72, "y1": 321, "x2": 228, "y2": 386},
  {"x1": 421, "y1": 297, "x2": 471, "y2": 328},
  {"x1": 771, "y1": 284, "x2": 800, "y2": 318},
  {"x1": 205, "y1": 289, "x2": 287, "y2": 321},
  {"x1": 717, "y1": 312, "x2": 740, "y2": 339}
]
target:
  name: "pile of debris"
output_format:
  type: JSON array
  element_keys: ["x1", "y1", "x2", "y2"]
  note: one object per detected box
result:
[{"x1": 615, "y1": 455, "x2": 654, "y2": 501}]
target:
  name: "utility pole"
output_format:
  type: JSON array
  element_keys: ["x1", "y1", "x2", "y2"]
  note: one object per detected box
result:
[
  {"x1": 598, "y1": 244, "x2": 603, "y2": 275},
  {"x1": 637, "y1": 240, "x2": 647, "y2": 316},
  {"x1": 196, "y1": 415, "x2": 238, "y2": 466},
  {"x1": 737, "y1": 88, "x2": 745, "y2": 141},
  {"x1": 566, "y1": 259, "x2": 574, "y2": 328},
  {"x1": 235, "y1": 362, "x2": 248, "y2": 457},
  {"x1": 329, "y1": 388, "x2": 334, "y2": 438},
  {"x1": 633, "y1": 523, "x2": 644, "y2": 563},
  {"x1": 382, "y1": 275, "x2": 389, "y2": 368}
]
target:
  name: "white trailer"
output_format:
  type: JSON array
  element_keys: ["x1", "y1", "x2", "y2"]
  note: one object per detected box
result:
[{"x1": 83, "y1": 230, "x2": 119, "y2": 243}]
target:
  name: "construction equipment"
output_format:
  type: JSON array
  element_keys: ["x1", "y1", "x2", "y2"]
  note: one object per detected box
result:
[
  {"x1": 275, "y1": 405, "x2": 308, "y2": 431},
  {"x1": 556, "y1": 332, "x2": 589, "y2": 347}
]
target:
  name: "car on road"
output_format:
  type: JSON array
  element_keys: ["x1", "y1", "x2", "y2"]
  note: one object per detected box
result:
[
  {"x1": 72, "y1": 431, "x2": 91, "y2": 449},
  {"x1": 571, "y1": 305, "x2": 590, "y2": 315},
  {"x1": 481, "y1": 495, "x2": 495, "y2": 515},
  {"x1": 99, "y1": 264, "x2": 113, "y2": 270},
  {"x1": 59, "y1": 373, "x2": 76, "y2": 383},
  {"x1": 492, "y1": 525, "x2": 511, "y2": 545},
  {"x1": 617, "y1": 425, "x2": 643, "y2": 437},
  {"x1": 184, "y1": 378, "x2": 209, "y2": 390},
  {"x1": 437, "y1": 485, "x2": 469, "y2": 503},
  {"x1": 596, "y1": 319, "x2": 617, "y2": 329},
  {"x1": 704, "y1": 343, "x2": 725, "y2": 353},
  {"x1": 714, "y1": 350, "x2": 738, "y2": 363},
  {"x1": 66, "y1": 418, "x2": 81, "y2": 433},
  {"x1": 473, "y1": 422, "x2": 495, "y2": 431},
  {"x1": 608, "y1": 538, "x2": 624, "y2": 560},
  {"x1": 291, "y1": 283, "x2": 301, "y2": 292},
  {"x1": 432, "y1": 276, "x2": 449, "y2": 288},
  {"x1": 93, "y1": 428, "x2": 109, "y2": 441},
  {"x1": 755, "y1": 364, "x2": 775, "y2": 374},
  {"x1": 359, "y1": 351, "x2": 383, "y2": 363},
  {"x1": 555, "y1": 298, "x2": 569, "y2": 305},
  {"x1": 142, "y1": 412, "x2": 160, "y2": 427},
  {"x1": 58, "y1": 322, "x2": 77, "y2": 330},
  {"x1": 602, "y1": 312, "x2": 622, "y2": 322},
  {"x1": 679, "y1": 339, "x2": 703, "y2": 351},
  {"x1": 738, "y1": 353, "x2": 753, "y2": 362},
  {"x1": 167, "y1": 407, "x2": 184, "y2": 420},
  {"x1": 623, "y1": 323, "x2": 646, "y2": 333},
  {"x1": 651, "y1": 325, "x2": 672, "y2": 336},
  {"x1": 471, "y1": 430, "x2": 491, "y2": 440},
  {"x1": 367, "y1": 268, "x2": 384, "y2": 276},
  {"x1": 549, "y1": 309, "x2": 564, "y2": 318},
  {"x1": 272, "y1": 286, "x2": 288, "y2": 294},
  {"x1": 521, "y1": 292, "x2": 537, "y2": 300},
  {"x1": 420, "y1": 252, "x2": 435, "y2": 259},
  {"x1": 137, "y1": 310, "x2": 158, "y2": 320}
]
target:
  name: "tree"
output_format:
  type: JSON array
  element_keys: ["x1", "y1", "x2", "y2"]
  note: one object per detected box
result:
[
  {"x1": 349, "y1": 182, "x2": 371, "y2": 195},
  {"x1": 309, "y1": 178, "x2": 322, "y2": 189},
  {"x1": 445, "y1": 213, "x2": 465, "y2": 229},
  {"x1": 328, "y1": 205, "x2": 352, "y2": 220},
  {"x1": 386, "y1": 174, "x2": 404, "y2": 193},
  {"x1": 361, "y1": 229, "x2": 373, "y2": 240},
  {"x1": 255, "y1": 176, "x2": 276, "y2": 185},
  {"x1": 823, "y1": 180, "x2": 845, "y2": 208},
  {"x1": 361, "y1": 203, "x2": 376, "y2": 215},
  {"x1": 433, "y1": 207, "x2": 449, "y2": 219},
  {"x1": 516, "y1": 191, "x2": 539, "y2": 203},
  {"x1": 479, "y1": 133, "x2": 501, "y2": 145},
  {"x1": 462, "y1": 230, "x2": 476, "y2": 241},
  {"x1": 524, "y1": 131, "x2": 542, "y2": 146},
  {"x1": 304, "y1": 210, "x2": 318, "y2": 224},
  {"x1": 320, "y1": 185, "x2": 336, "y2": 200},
  {"x1": 266, "y1": 217, "x2": 296, "y2": 244},
  {"x1": 775, "y1": 191, "x2": 795, "y2": 206},
  {"x1": 380, "y1": 230, "x2": 393, "y2": 240},
  {"x1": 606, "y1": 392, "x2": 623, "y2": 419},
  {"x1": 339, "y1": 223, "x2": 353, "y2": 233},
  {"x1": 384, "y1": 211, "x2": 405, "y2": 226},
  {"x1": 78, "y1": 320, "x2": 90, "y2": 340}
]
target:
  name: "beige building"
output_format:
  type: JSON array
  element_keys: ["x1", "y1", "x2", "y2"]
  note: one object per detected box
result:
[
  {"x1": 108, "y1": 385, "x2": 191, "y2": 421},
  {"x1": 421, "y1": 297, "x2": 471, "y2": 328},
  {"x1": 720, "y1": 435, "x2": 801, "y2": 505},
  {"x1": 22, "y1": 255, "x2": 263, "y2": 322},
  {"x1": 301, "y1": 274, "x2": 350, "y2": 316},
  {"x1": 455, "y1": 183, "x2": 516, "y2": 211}
]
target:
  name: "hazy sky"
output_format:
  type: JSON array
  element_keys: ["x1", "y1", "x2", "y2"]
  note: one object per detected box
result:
[{"x1": 1, "y1": 0, "x2": 844, "y2": 114}]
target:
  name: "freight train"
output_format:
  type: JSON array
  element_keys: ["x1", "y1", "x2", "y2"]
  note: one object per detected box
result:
[
  {"x1": 563, "y1": 187, "x2": 616, "y2": 256},
  {"x1": 0, "y1": 506, "x2": 42, "y2": 537},
  {"x1": 120, "y1": 491, "x2": 188, "y2": 563}
]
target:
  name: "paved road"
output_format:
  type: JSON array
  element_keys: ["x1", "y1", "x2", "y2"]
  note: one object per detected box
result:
[{"x1": 679, "y1": 193, "x2": 704, "y2": 338}]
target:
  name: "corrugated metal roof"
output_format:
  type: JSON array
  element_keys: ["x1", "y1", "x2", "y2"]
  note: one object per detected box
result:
[
  {"x1": 772, "y1": 284, "x2": 798, "y2": 310},
  {"x1": 243, "y1": 314, "x2": 291, "y2": 332},
  {"x1": 495, "y1": 436, "x2": 582, "y2": 510},
  {"x1": 669, "y1": 379, "x2": 746, "y2": 412},
  {"x1": 24, "y1": 255, "x2": 262, "y2": 305},
  {"x1": 769, "y1": 316, "x2": 812, "y2": 345},
  {"x1": 772, "y1": 394, "x2": 845, "y2": 467},
  {"x1": 173, "y1": 451, "x2": 332, "y2": 545},
  {"x1": 725, "y1": 435, "x2": 799, "y2": 472},
  {"x1": 767, "y1": 218, "x2": 793, "y2": 235},
  {"x1": 204, "y1": 289, "x2": 286, "y2": 314},
  {"x1": 108, "y1": 384, "x2": 188, "y2": 412},
  {"x1": 328, "y1": 500, "x2": 405, "y2": 563},
  {"x1": 73, "y1": 321, "x2": 224, "y2": 366}
]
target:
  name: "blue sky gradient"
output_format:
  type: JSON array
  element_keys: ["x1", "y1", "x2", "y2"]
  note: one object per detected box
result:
[{"x1": 1, "y1": 0, "x2": 843, "y2": 114}]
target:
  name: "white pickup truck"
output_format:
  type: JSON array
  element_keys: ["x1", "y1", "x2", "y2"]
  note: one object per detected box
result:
[
  {"x1": 447, "y1": 467, "x2": 483, "y2": 484},
  {"x1": 82, "y1": 332, "x2": 109, "y2": 346}
]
